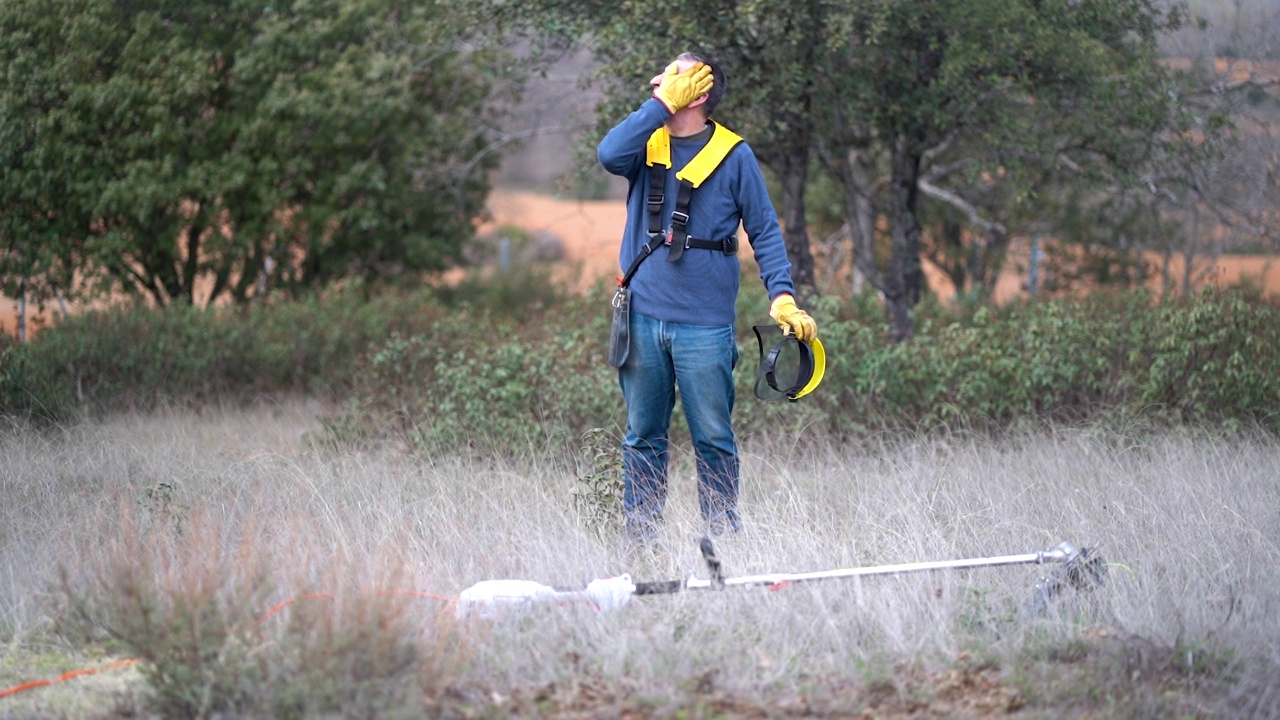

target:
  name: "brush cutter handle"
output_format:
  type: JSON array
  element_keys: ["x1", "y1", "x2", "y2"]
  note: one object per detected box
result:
[
  {"x1": 680, "y1": 542, "x2": 1088, "y2": 591},
  {"x1": 634, "y1": 579, "x2": 685, "y2": 595}
]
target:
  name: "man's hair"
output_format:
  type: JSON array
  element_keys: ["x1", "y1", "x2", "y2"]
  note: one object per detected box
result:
[{"x1": 678, "y1": 52, "x2": 725, "y2": 117}]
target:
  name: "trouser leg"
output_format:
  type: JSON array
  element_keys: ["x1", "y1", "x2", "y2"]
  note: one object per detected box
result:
[
  {"x1": 618, "y1": 312, "x2": 675, "y2": 539},
  {"x1": 672, "y1": 321, "x2": 741, "y2": 534}
]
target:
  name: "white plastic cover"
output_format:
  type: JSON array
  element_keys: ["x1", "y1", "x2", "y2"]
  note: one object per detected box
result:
[
  {"x1": 456, "y1": 579, "x2": 558, "y2": 618},
  {"x1": 455, "y1": 574, "x2": 636, "y2": 618}
]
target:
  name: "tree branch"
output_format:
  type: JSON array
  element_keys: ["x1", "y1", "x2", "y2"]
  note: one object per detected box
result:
[{"x1": 917, "y1": 179, "x2": 1006, "y2": 235}]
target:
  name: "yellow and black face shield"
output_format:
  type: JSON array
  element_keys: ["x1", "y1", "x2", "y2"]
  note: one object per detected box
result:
[{"x1": 752, "y1": 325, "x2": 825, "y2": 402}]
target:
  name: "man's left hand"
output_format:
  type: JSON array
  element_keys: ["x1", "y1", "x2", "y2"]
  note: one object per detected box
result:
[{"x1": 770, "y1": 294, "x2": 817, "y2": 342}]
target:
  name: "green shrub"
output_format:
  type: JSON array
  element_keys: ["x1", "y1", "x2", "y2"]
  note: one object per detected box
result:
[
  {"x1": 1135, "y1": 288, "x2": 1280, "y2": 427},
  {"x1": 808, "y1": 287, "x2": 1280, "y2": 435},
  {"x1": 572, "y1": 427, "x2": 625, "y2": 538},
  {"x1": 435, "y1": 261, "x2": 575, "y2": 325},
  {"x1": 334, "y1": 290, "x2": 620, "y2": 455},
  {"x1": 4, "y1": 275, "x2": 1277, "y2": 444},
  {"x1": 0, "y1": 286, "x2": 445, "y2": 422}
]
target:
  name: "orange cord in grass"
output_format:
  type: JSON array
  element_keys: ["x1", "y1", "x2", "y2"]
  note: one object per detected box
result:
[{"x1": 0, "y1": 658, "x2": 142, "y2": 699}]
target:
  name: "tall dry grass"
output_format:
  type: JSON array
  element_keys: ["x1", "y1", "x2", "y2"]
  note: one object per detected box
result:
[{"x1": 1, "y1": 405, "x2": 1278, "y2": 717}]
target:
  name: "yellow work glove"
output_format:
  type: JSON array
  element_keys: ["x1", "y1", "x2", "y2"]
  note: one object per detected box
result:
[
  {"x1": 652, "y1": 61, "x2": 714, "y2": 114},
  {"x1": 769, "y1": 294, "x2": 817, "y2": 342}
]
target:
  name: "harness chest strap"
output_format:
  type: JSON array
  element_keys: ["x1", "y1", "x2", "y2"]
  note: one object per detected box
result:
[{"x1": 645, "y1": 121, "x2": 744, "y2": 262}]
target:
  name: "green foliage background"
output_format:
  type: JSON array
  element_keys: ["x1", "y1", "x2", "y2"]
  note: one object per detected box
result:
[
  {"x1": 3, "y1": 274, "x2": 1277, "y2": 445},
  {"x1": 0, "y1": 0, "x2": 1277, "y2": 446},
  {"x1": 0, "y1": 0, "x2": 513, "y2": 307}
]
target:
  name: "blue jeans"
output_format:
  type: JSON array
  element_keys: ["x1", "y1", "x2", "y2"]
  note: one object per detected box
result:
[{"x1": 619, "y1": 311, "x2": 741, "y2": 535}]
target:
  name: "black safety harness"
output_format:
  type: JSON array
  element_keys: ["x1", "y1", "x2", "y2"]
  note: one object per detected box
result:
[
  {"x1": 609, "y1": 121, "x2": 748, "y2": 370},
  {"x1": 645, "y1": 121, "x2": 743, "y2": 263}
]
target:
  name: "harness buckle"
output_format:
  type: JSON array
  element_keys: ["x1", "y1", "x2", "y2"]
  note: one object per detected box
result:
[
  {"x1": 722, "y1": 237, "x2": 737, "y2": 255},
  {"x1": 670, "y1": 211, "x2": 690, "y2": 226},
  {"x1": 664, "y1": 228, "x2": 693, "y2": 249}
]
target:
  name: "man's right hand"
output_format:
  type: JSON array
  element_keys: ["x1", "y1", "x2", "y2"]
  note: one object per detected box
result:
[{"x1": 651, "y1": 61, "x2": 713, "y2": 114}]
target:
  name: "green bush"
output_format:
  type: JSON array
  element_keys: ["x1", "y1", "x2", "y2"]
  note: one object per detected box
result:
[
  {"x1": 332, "y1": 290, "x2": 620, "y2": 454},
  {"x1": 0, "y1": 287, "x2": 444, "y2": 423},
  {"x1": 4, "y1": 274, "x2": 1277, "y2": 444},
  {"x1": 810, "y1": 287, "x2": 1280, "y2": 434}
]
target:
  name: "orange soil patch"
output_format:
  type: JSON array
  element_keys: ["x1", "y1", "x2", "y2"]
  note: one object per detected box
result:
[
  {"x1": 1161, "y1": 56, "x2": 1280, "y2": 84},
  {"x1": 484, "y1": 190, "x2": 1280, "y2": 303},
  {"x1": 0, "y1": 299, "x2": 62, "y2": 340},
  {"x1": 480, "y1": 189, "x2": 759, "y2": 293},
  {"x1": 480, "y1": 189, "x2": 629, "y2": 289},
  {"x1": 979, "y1": 239, "x2": 1280, "y2": 304}
]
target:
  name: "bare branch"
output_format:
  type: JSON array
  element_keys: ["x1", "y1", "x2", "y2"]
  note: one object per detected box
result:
[
  {"x1": 917, "y1": 179, "x2": 1007, "y2": 235},
  {"x1": 453, "y1": 123, "x2": 581, "y2": 189}
]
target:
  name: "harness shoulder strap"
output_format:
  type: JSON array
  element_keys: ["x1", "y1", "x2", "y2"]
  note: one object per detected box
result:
[
  {"x1": 645, "y1": 130, "x2": 671, "y2": 238},
  {"x1": 676, "y1": 123, "x2": 744, "y2": 188}
]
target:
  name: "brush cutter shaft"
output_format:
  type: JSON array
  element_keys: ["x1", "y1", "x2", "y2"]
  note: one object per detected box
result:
[
  {"x1": 684, "y1": 544, "x2": 1079, "y2": 591},
  {"x1": 687, "y1": 552, "x2": 1052, "y2": 590}
]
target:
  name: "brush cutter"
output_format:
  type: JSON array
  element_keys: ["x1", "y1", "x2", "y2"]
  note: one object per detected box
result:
[{"x1": 456, "y1": 538, "x2": 1106, "y2": 618}]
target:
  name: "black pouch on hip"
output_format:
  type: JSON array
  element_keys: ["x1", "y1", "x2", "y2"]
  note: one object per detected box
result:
[
  {"x1": 608, "y1": 234, "x2": 662, "y2": 368},
  {"x1": 607, "y1": 286, "x2": 631, "y2": 368}
]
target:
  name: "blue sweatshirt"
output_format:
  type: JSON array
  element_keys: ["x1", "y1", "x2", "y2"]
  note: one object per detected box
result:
[{"x1": 597, "y1": 98, "x2": 796, "y2": 327}]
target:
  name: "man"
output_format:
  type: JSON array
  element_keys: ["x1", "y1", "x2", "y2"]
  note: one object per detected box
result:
[{"x1": 597, "y1": 52, "x2": 817, "y2": 542}]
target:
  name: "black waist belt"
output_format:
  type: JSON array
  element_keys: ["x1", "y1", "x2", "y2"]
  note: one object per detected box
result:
[{"x1": 653, "y1": 233, "x2": 738, "y2": 255}]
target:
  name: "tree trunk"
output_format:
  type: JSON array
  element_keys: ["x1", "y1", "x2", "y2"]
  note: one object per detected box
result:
[
  {"x1": 181, "y1": 220, "x2": 203, "y2": 305},
  {"x1": 974, "y1": 227, "x2": 1009, "y2": 301},
  {"x1": 885, "y1": 138, "x2": 924, "y2": 342},
  {"x1": 841, "y1": 145, "x2": 882, "y2": 296},
  {"x1": 45, "y1": 271, "x2": 70, "y2": 317},
  {"x1": 144, "y1": 208, "x2": 186, "y2": 305},
  {"x1": 776, "y1": 140, "x2": 817, "y2": 303},
  {"x1": 1181, "y1": 205, "x2": 1200, "y2": 295},
  {"x1": 17, "y1": 247, "x2": 26, "y2": 343},
  {"x1": 935, "y1": 218, "x2": 966, "y2": 296}
]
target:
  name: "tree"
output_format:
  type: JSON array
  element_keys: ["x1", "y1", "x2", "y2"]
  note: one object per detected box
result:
[
  {"x1": 1143, "y1": 22, "x2": 1280, "y2": 296},
  {"x1": 0, "y1": 0, "x2": 84, "y2": 329},
  {"x1": 816, "y1": 0, "x2": 1185, "y2": 339},
  {"x1": 0, "y1": 0, "x2": 518, "y2": 308},
  {"x1": 527, "y1": 0, "x2": 1194, "y2": 340}
]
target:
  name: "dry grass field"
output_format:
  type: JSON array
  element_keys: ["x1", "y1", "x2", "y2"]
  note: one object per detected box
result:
[
  {"x1": 1, "y1": 403, "x2": 1278, "y2": 717},
  {"x1": 2, "y1": 191, "x2": 1278, "y2": 717}
]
